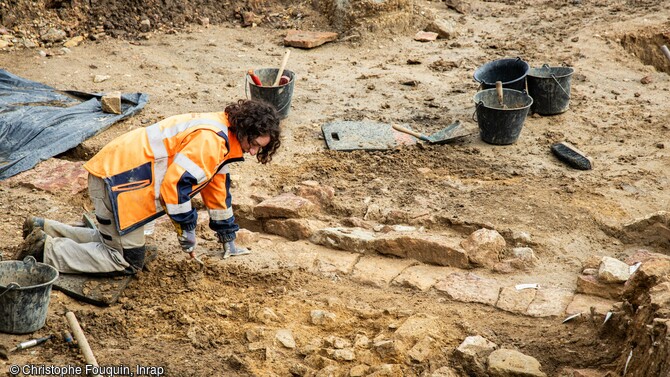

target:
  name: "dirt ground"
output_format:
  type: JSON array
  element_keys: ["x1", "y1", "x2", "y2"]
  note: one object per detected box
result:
[{"x1": 1, "y1": 0, "x2": 670, "y2": 376}]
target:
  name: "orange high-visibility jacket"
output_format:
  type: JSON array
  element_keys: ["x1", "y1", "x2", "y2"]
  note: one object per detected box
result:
[{"x1": 84, "y1": 112, "x2": 244, "y2": 235}]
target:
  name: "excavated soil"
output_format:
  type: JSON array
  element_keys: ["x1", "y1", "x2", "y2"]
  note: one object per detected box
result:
[{"x1": 1, "y1": 0, "x2": 670, "y2": 376}]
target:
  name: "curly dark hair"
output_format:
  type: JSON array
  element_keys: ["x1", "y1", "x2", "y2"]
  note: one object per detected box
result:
[{"x1": 225, "y1": 99, "x2": 281, "y2": 164}]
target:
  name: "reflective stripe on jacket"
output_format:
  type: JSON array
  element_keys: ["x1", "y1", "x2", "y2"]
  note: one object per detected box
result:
[{"x1": 84, "y1": 112, "x2": 244, "y2": 235}]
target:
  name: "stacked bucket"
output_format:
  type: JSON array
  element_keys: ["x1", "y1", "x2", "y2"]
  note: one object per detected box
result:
[{"x1": 473, "y1": 57, "x2": 574, "y2": 145}]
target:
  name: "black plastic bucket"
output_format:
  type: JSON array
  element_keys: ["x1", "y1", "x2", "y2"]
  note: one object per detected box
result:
[
  {"x1": 527, "y1": 65, "x2": 574, "y2": 115},
  {"x1": 473, "y1": 88, "x2": 533, "y2": 145},
  {"x1": 246, "y1": 68, "x2": 295, "y2": 119},
  {"x1": 474, "y1": 57, "x2": 530, "y2": 91},
  {"x1": 0, "y1": 256, "x2": 59, "y2": 334}
]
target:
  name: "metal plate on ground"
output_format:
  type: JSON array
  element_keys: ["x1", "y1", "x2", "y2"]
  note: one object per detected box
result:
[
  {"x1": 321, "y1": 120, "x2": 417, "y2": 151},
  {"x1": 53, "y1": 247, "x2": 157, "y2": 306}
]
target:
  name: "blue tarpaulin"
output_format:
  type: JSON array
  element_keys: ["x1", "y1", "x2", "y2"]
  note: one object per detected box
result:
[{"x1": 0, "y1": 69, "x2": 148, "y2": 180}]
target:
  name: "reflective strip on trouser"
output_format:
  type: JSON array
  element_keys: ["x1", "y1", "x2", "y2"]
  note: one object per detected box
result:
[
  {"x1": 42, "y1": 175, "x2": 145, "y2": 274},
  {"x1": 145, "y1": 119, "x2": 229, "y2": 214}
]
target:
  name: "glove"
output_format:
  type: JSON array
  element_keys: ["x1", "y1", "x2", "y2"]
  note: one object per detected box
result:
[
  {"x1": 177, "y1": 228, "x2": 196, "y2": 252},
  {"x1": 222, "y1": 240, "x2": 250, "y2": 259}
]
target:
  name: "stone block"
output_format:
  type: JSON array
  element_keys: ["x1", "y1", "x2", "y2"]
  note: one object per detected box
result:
[
  {"x1": 526, "y1": 288, "x2": 574, "y2": 317},
  {"x1": 264, "y1": 218, "x2": 324, "y2": 241},
  {"x1": 496, "y1": 286, "x2": 536, "y2": 314},
  {"x1": 487, "y1": 349, "x2": 547, "y2": 377},
  {"x1": 598, "y1": 256, "x2": 630, "y2": 283},
  {"x1": 392, "y1": 264, "x2": 456, "y2": 292},
  {"x1": 414, "y1": 31, "x2": 438, "y2": 42},
  {"x1": 393, "y1": 314, "x2": 440, "y2": 344},
  {"x1": 310, "y1": 227, "x2": 376, "y2": 253},
  {"x1": 373, "y1": 339, "x2": 406, "y2": 363},
  {"x1": 284, "y1": 30, "x2": 338, "y2": 49},
  {"x1": 454, "y1": 335, "x2": 497, "y2": 377},
  {"x1": 350, "y1": 255, "x2": 417, "y2": 288},
  {"x1": 63, "y1": 35, "x2": 84, "y2": 48},
  {"x1": 2, "y1": 159, "x2": 87, "y2": 194},
  {"x1": 101, "y1": 91, "x2": 122, "y2": 114},
  {"x1": 461, "y1": 228, "x2": 505, "y2": 268},
  {"x1": 311, "y1": 248, "x2": 360, "y2": 277},
  {"x1": 434, "y1": 272, "x2": 501, "y2": 306},
  {"x1": 375, "y1": 234, "x2": 470, "y2": 268},
  {"x1": 408, "y1": 336, "x2": 435, "y2": 362},
  {"x1": 253, "y1": 193, "x2": 315, "y2": 219},
  {"x1": 295, "y1": 181, "x2": 335, "y2": 209},
  {"x1": 565, "y1": 294, "x2": 615, "y2": 317},
  {"x1": 576, "y1": 275, "x2": 624, "y2": 300},
  {"x1": 425, "y1": 19, "x2": 459, "y2": 39}
]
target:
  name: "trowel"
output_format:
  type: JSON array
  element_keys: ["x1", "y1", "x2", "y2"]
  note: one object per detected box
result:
[{"x1": 391, "y1": 120, "x2": 473, "y2": 144}]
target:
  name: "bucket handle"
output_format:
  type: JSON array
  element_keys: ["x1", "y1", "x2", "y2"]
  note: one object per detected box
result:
[
  {"x1": 0, "y1": 282, "x2": 20, "y2": 298},
  {"x1": 551, "y1": 74, "x2": 570, "y2": 98},
  {"x1": 23, "y1": 255, "x2": 37, "y2": 265},
  {"x1": 472, "y1": 101, "x2": 483, "y2": 122},
  {"x1": 541, "y1": 63, "x2": 570, "y2": 98}
]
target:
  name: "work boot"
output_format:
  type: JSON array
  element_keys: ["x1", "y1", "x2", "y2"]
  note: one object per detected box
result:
[
  {"x1": 14, "y1": 228, "x2": 47, "y2": 261},
  {"x1": 22, "y1": 216, "x2": 45, "y2": 239},
  {"x1": 222, "y1": 240, "x2": 251, "y2": 259}
]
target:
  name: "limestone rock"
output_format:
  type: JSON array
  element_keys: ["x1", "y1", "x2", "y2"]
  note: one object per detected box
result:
[
  {"x1": 511, "y1": 247, "x2": 539, "y2": 266},
  {"x1": 63, "y1": 35, "x2": 84, "y2": 48},
  {"x1": 496, "y1": 286, "x2": 536, "y2": 314},
  {"x1": 324, "y1": 336, "x2": 351, "y2": 349},
  {"x1": 327, "y1": 348, "x2": 355, "y2": 361},
  {"x1": 254, "y1": 193, "x2": 315, "y2": 219},
  {"x1": 565, "y1": 294, "x2": 615, "y2": 317},
  {"x1": 425, "y1": 19, "x2": 459, "y2": 39},
  {"x1": 454, "y1": 335, "x2": 498, "y2": 377},
  {"x1": 275, "y1": 329, "x2": 296, "y2": 349},
  {"x1": 295, "y1": 180, "x2": 335, "y2": 209},
  {"x1": 1, "y1": 159, "x2": 87, "y2": 195},
  {"x1": 373, "y1": 339, "x2": 406, "y2": 363},
  {"x1": 310, "y1": 309, "x2": 337, "y2": 326},
  {"x1": 487, "y1": 349, "x2": 547, "y2": 377},
  {"x1": 461, "y1": 228, "x2": 506, "y2": 268},
  {"x1": 576, "y1": 275, "x2": 624, "y2": 300},
  {"x1": 254, "y1": 307, "x2": 279, "y2": 324},
  {"x1": 434, "y1": 273, "x2": 501, "y2": 306},
  {"x1": 392, "y1": 264, "x2": 453, "y2": 292},
  {"x1": 101, "y1": 91, "x2": 122, "y2": 114},
  {"x1": 414, "y1": 31, "x2": 438, "y2": 42},
  {"x1": 93, "y1": 74, "x2": 110, "y2": 83},
  {"x1": 374, "y1": 234, "x2": 470, "y2": 268},
  {"x1": 408, "y1": 336, "x2": 435, "y2": 362},
  {"x1": 526, "y1": 288, "x2": 574, "y2": 317},
  {"x1": 310, "y1": 227, "x2": 376, "y2": 253},
  {"x1": 598, "y1": 256, "x2": 630, "y2": 283},
  {"x1": 40, "y1": 28, "x2": 66, "y2": 43},
  {"x1": 284, "y1": 30, "x2": 338, "y2": 49},
  {"x1": 264, "y1": 218, "x2": 324, "y2": 241},
  {"x1": 311, "y1": 249, "x2": 360, "y2": 277},
  {"x1": 393, "y1": 314, "x2": 440, "y2": 344},
  {"x1": 350, "y1": 256, "x2": 417, "y2": 288}
]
